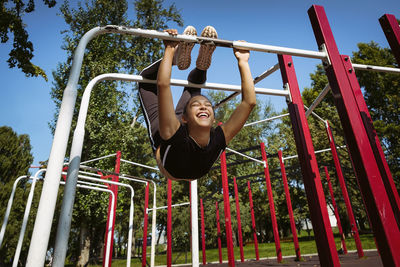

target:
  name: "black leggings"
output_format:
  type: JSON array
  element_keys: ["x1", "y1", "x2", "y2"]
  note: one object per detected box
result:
[{"x1": 138, "y1": 59, "x2": 207, "y2": 151}]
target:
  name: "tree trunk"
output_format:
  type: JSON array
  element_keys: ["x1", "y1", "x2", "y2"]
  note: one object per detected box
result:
[{"x1": 77, "y1": 221, "x2": 91, "y2": 267}]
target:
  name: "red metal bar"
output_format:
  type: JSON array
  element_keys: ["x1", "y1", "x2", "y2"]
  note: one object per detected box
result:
[
  {"x1": 167, "y1": 179, "x2": 172, "y2": 267},
  {"x1": 278, "y1": 150, "x2": 301, "y2": 260},
  {"x1": 220, "y1": 149, "x2": 235, "y2": 267},
  {"x1": 233, "y1": 177, "x2": 244, "y2": 262},
  {"x1": 247, "y1": 181, "x2": 259, "y2": 260},
  {"x1": 379, "y1": 14, "x2": 400, "y2": 64},
  {"x1": 324, "y1": 166, "x2": 347, "y2": 254},
  {"x1": 142, "y1": 183, "x2": 150, "y2": 267},
  {"x1": 325, "y1": 121, "x2": 364, "y2": 257},
  {"x1": 200, "y1": 198, "x2": 207, "y2": 265},
  {"x1": 260, "y1": 143, "x2": 282, "y2": 262},
  {"x1": 278, "y1": 53, "x2": 340, "y2": 267},
  {"x1": 216, "y1": 201, "x2": 223, "y2": 263},
  {"x1": 308, "y1": 5, "x2": 400, "y2": 266},
  {"x1": 103, "y1": 151, "x2": 121, "y2": 267},
  {"x1": 342, "y1": 55, "x2": 400, "y2": 226}
]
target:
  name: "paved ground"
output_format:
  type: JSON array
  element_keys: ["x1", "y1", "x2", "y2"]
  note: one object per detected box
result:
[{"x1": 200, "y1": 250, "x2": 382, "y2": 267}]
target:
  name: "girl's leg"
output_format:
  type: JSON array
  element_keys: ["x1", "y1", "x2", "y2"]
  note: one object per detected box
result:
[
  {"x1": 138, "y1": 59, "x2": 162, "y2": 151},
  {"x1": 175, "y1": 68, "x2": 206, "y2": 120}
]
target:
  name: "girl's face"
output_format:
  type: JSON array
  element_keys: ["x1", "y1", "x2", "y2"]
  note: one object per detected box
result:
[{"x1": 182, "y1": 95, "x2": 215, "y2": 128}]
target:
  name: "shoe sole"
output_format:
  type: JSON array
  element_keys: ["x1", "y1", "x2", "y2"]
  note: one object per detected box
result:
[
  {"x1": 196, "y1": 26, "x2": 218, "y2": 70},
  {"x1": 177, "y1": 26, "x2": 197, "y2": 70}
]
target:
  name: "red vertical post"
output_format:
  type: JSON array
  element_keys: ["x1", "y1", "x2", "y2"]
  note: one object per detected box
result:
[
  {"x1": 216, "y1": 201, "x2": 223, "y2": 264},
  {"x1": 324, "y1": 166, "x2": 347, "y2": 254},
  {"x1": 325, "y1": 121, "x2": 364, "y2": 257},
  {"x1": 233, "y1": 177, "x2": 244, "y2": 262},
  {"x1": 142, "y1": 183, "x2": 150, "y2": 267},
  {"x1": 200, "y1": 199, "x2": 207, "y2": 265},
  {"x1": 247, "y1": 181, "x2": 259, "y2": 261},
  {"x1": 260, "y1": 143, "x2": 282, "y2": 263},
  {"x1": 309, "y1": 5, "x2": 400, "y2": 266},
  {"x1": 379, "y1": 14, "x2": 400, "y2": 64},
  {"x1": 103, "y1": 151, "x2": 121, "y2": 267},
  {"x1": 278, "y1": 150, "x2": 301, "y2": 261},
  {"x1": 278, "y1": 53, "x2": 340, "y2": 267},
  {"x1": 167, "y1": 179, "x2": 172, "y2": 267},
  {"x1": 220, "y1": 149, "x2": 235, "y2": 267},
  {"x1": 341, "y1": 55, "x2": 400, "y2": 225}
]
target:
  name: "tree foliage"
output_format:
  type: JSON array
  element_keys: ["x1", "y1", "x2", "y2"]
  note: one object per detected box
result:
[{"x1": 0, "y1": 0, "x2": 56, "y2": 80}]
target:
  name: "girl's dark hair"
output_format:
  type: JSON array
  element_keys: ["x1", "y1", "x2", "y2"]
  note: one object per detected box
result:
[{"x1": 183, "y1": 94, "x2": 214, "y2": 116}]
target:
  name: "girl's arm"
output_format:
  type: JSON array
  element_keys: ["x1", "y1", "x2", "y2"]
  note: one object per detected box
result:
[
  {"x1": 157, "y1": 29, "x2": 181, "y2": 140},
  {"x1": 221, "y1": 45, "x2": 256, "y2": 144}
]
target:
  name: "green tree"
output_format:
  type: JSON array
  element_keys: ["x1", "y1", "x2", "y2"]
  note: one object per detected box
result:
[
  {"x1": 50, "y1": 0, "x2": 183, "y2": 264},
  {"x1": 0, "y1": 126, "x2": 34, "y2": 264},
  {"x1": 0, "y1": 0, "x2": 56, "y2": 80}
]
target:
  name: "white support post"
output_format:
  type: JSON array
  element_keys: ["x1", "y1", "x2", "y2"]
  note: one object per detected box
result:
[{"x1": 190, "y1": 180, "x2": 199, "y2": 267}]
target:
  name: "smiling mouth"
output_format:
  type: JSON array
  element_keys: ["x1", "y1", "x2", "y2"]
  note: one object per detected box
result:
[{"x1": 197, "y1": 112, "x2": 209, "y2": 119}]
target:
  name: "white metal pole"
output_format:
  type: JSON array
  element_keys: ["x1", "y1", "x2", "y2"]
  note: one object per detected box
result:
[
  {"x1": 244, "y1": 113, "x2": 290, "y2": 127},
  {"x1": 80, "y1": 153, "x2": 117, "y2": 164},
  {"x1": 353, "y1": 63, "x2": 400, "y2": 74},
  {"x1": 26, "y1": 27, "x2": 109, "y2": 267},
  {"x1": 13, "y1": 169, "x2": 46, "y2": 267},
  {"x1": 190, "y1": 180, "x2": 199, "y2": 267},
  {"x1": 225, "y1": 147, "x2": 265, "y2": 165},
  {"x1": 0, "y1": 175, "x2": 29, "y2": 247},
  {"x1": 305, "y1": 84, "x2": 331, "y2": 117},
  {"x1": 150, "y1": 181, "x2": 157, "y2": 267}
]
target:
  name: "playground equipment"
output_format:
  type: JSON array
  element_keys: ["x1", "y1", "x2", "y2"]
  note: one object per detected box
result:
[{"x1": 20, "y1": 5, "x2": 400, "y2": 267}]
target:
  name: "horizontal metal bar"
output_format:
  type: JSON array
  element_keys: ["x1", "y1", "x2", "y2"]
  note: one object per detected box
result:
[
  {"x1": 92, "y1": 73, "x2": 289, "y2": 97},
  {"x1": 120, "y1": 158, "x2": 159, "y2": 171},
  {"x1": 147, "y1": 202, "x2": 190, "y2": 212},
  {"x1": 225, "y1": 147, "x2": 264, "y2": 165},
  {"x1": 80, "y1": 153, "x2": 117, "y2": 164},
  {"x1": 102, "y1": 25, "x2": 327, "y2": 60},
  {"x1": 353, "y1": 63, "x2": 400, "y2": 74},
  {"x1": 282, "y1": 145, "x2": 346, "y2": 161},
  {"x1": 244, "y1": 113, "x2": 289, "y2": 127}
]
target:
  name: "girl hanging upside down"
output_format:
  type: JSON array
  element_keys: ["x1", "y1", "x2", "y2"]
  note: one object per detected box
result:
[{"x1": 138, "y1": 26, "x2": 256, "y2": 181}]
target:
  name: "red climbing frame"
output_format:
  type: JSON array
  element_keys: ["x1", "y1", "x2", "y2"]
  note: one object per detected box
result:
[
  {"x1": 278, "y1": 53, "x2": 340, "y2": 266},
  {"x1": 309, "y1": 5, "x2": 400, "y2": 266},
  {"x1": 247, "y1": 181, "x2": 259, "y2": 260},
  {"x1": 379, "y1": 14, "x2": 400, "y2": 64},
  {"x1": 200, "y1": 199, "x2": 206, "y2": 265},
  {"x1": 260, "y1": 143, "x2": 281, "y2": 263},
  {"x1": 233, "y1": 177, "x2": 244, "y2": 262},
  {"x1": 142, "y1": 182, "x2": 150, "y2": 267},
  {"x1": 215, "y1": 201, "x2": 223, "y2": 264},
  {"x1": 278, "y1": 150, "x2": 301, "y2": 260},
  {"x1": 324, "y1": 166, "x2": 347, "y2": 254},
  {"x1": 325, "y1": 121, "x2": 363, "y2": 258},
  {"x1": 103, "y1": 151, "x2": 121, "y2": 267}
]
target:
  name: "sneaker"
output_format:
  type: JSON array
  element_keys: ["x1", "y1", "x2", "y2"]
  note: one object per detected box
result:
[
  {"x1": 174, "y1": 26, "x2": 197, "y2": 70},
  {"x1": 196, "y1": 26, "x2": 218, "y2": 70}
]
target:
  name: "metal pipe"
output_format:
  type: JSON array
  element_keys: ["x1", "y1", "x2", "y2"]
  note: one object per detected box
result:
[
  {"x1": 282, "y1": 145, "x2": 346, "y2": 161},
  {"x1": 244, "y1": 113, "x2": 289, "y2": 127},
  {"x1": 214, "y1": 63, "x2": 280, "y2": 109},
  {"x1": 190, "y1": 180, "x2": 199, "y2": 267},
  {"x1": 0, "y1": 175, "x2": 30, "y2": 247},
  {"x1": 26, "y1": 26, "x2": 110, "y2": 267},
  {"x1": 147, "y1": 202, "x2": 190, "y2": 211},
  {"x1": 353, "y1": 63, "x2": 400, "y2": 74},
  {"x1": 305, "y1": 84, "x2": 331, "y2": 117},
  {"x1": 80, "y1": 153, "x2": 117, "y2": 164},
  {"x1": 225, "y1": 147, "x2": 264, "y2": 165},
  {"x1": 13, "y1": 169, "x2": 46, "y2": 267}
]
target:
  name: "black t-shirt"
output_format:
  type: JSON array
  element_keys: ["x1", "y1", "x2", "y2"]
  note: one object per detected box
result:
[{"x1": 159, "y1": 124, "x2": 227, "y2": 180}]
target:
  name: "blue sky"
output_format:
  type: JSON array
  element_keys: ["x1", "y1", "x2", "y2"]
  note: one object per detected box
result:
[{"x1": 0, "y1": 0, "x2": 399, "y2": 168}]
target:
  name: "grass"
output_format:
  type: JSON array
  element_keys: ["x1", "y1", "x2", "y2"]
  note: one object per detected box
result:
[{"x1": 84, "y1": 231, "x2": 377, "y2": 266}]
